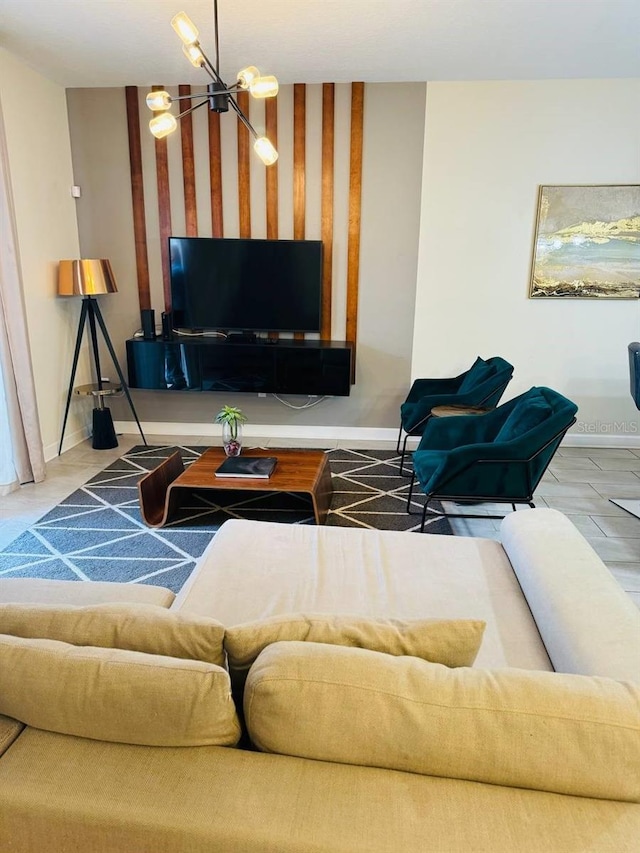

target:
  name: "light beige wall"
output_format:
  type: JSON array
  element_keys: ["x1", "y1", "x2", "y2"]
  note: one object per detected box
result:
[
  {"x1": 66, "y1": 83, "x2": 426, "y2": 434},
  {"x1": 413, "y1": 80, "x2": 640, "y2": 443},
  {"x1": 0, "y1": 49, "x2": 82, "y2": 458}
]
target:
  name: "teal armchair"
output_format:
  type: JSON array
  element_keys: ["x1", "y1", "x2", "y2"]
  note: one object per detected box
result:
[
  {"x1": 407, "y1": 386, "x2": 578, "y2": 530},
  {"x1": 397, "y1": 356, "x2": 514, "y2": 474}
]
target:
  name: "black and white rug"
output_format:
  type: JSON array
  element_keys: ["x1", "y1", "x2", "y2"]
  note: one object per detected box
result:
[{"x1": 0, "y1": 446, "x2": 451, "y2": 593}]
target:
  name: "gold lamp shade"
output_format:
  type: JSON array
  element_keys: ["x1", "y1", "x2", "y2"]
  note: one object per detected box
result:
[{"x1": 58, "y1": 259, "x2": 118, "y2": 297}]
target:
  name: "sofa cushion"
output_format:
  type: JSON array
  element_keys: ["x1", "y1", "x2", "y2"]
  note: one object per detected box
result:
[
  {"x1": 3, "y1": 728, "x2": 639, "y2": 853},
  {"x1": 225, "y1": 613, "x2": 486, "y2": 672},
  {"x1": 245, "y1": 641, "x2": 640, "y2": 803},
  {"x1": 0, "y1": 577, "x2": 175, "y2": 607},
  {"x1": 175, "y1": 519, "x2": 553, "y2": 672},
  {"x1": 0, "y1": 714, "x2": 24, "y2": 757},
  {"x1": 500, "y1": 508, "x2": 640, "y2": 681},
  {"x1": 0, "y1": 634, "x2": 240, "y2": 747},
  {"x1": 0, "y1": 602, "x2": 226, "y2": 668}
]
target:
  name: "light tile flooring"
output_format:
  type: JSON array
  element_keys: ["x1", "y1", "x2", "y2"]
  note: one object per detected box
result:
[{"x1": 1, "y1": 435, "x2": 639, "y2": 606}]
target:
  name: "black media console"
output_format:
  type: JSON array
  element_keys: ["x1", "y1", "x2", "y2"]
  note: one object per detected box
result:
[{"x1": 126, "y1": 337, "x2": 354, "y2": 396}]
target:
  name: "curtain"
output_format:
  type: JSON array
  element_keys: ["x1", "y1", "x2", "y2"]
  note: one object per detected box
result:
[{"x1": 0, "y1": 94, "x2": 45, "y2": 495}]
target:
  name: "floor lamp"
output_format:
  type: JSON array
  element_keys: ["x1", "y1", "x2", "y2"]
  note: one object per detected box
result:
[{"x1": 57, "y1": 259, "x2": 147, "y2": 455}]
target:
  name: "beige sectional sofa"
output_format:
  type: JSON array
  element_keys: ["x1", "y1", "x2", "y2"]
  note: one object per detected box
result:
[{"x1": 0, "y1": 508, "x2": 638, "y2": 852}]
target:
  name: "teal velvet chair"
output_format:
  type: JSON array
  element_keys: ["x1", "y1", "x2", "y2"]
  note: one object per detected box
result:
[
  {"x1": 406, "y1": 386, "x2": 577, "y2": 530},
  {"x1": 397, "y1": 356, "x2": 514, "y2": 474}
]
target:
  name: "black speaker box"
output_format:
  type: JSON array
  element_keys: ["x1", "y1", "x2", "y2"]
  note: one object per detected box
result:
[
  {"x1": 161, "y1": 312, "x2": 173, "y2": 340},
  {"x1": 141, "y1": 308, "x2": 156, "y2": 340}
]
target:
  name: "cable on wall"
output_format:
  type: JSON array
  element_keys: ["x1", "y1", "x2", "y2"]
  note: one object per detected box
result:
[{"x1": 272, "y1": 395, "x2": 327, "y2": 410}]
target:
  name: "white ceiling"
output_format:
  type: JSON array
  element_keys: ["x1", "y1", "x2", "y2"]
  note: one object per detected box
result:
[{"x1": 0, "y1": 0, "x2": 639, "y2": 88}]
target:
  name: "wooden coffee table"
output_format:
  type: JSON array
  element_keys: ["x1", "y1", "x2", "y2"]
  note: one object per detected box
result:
[{"x1": 138, "y1": 447, "x2": 333, "y2": 528}]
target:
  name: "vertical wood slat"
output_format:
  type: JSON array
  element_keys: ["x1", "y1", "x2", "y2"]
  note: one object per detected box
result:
[
  {"x1": 265, "y1": 96, "x2": 279, "y2": 340},
  {"x1": 320, "y1": 83, "x2": 335, "y2": 341},
  {"x1": 345, "y1": 83, "x2": 364, "y2": 367},
  {"x1": 179, "y1": 84, "x2": 198, "y2": 237},
  {"x1": 208, "y1": 108, "x2": 224, "y2": 237},
  {"x1": 293, "y1": 84, "x2": 306, "y2": 240},
  {"x1": 152, "y1": 85, "x2": 173, "y2": 311},
  {"x1": 293, "y1": 84, "x2": 306, "y2": 341},
  {"x1": 124, "y1": 86, "x2": 151, "y2": 311},
  {"x1": 265, "y1": 97, "x2": 278, "y2": 239},
  {"x1": 236, "y1": 91, "x2": 251, "y2": 238}
]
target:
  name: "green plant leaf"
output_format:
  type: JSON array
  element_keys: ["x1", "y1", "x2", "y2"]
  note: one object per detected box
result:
[{"x1": 214, "y1": 405, "x2": 248, "y2": 426}]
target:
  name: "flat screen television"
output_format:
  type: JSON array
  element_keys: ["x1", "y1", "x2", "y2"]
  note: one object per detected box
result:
[{"x1": 169, "y1": 236, "x2": 323, "y2": 333}]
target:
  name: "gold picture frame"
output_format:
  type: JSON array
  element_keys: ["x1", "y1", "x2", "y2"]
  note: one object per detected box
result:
[{"x1": 529, "y1": 184, "x2": 640, "y2": 298}]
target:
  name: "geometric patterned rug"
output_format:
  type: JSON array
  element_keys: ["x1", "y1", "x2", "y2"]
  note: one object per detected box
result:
[{"x1": 0, "y1": 446, "x2": 451, "y2": 593}]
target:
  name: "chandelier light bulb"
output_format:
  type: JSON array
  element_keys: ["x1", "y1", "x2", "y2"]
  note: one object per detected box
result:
[
  {"x1": 149, "y1": 112, "x2": 178, "y2": 139},
  {"x1": 249, "y1": 75, "x2": 279, "y2": 99},
  {"x1": 171, "y1": 11, "x2": 199, "y2": 45},
  {"x1": 182, "y1": 43, "x2": 205, "y2": 67},
  {"x1": 146, "y1": 90, "x2": 172, "y2": 112},
  {"x1": 155, "y1": 4, "x2": 277, "y2": 166},
  {"x1": 254, "y1": 136, "x2": 278, "y2": 166},
  {"x1": 237, "y1": 66, "x2": 260, "y2": 89}
]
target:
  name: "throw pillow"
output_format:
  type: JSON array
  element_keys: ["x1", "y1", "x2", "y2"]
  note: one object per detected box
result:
[
  {"x1": 495, "y1": 392, "x2": 551, "y2": 443},
  {"x1": 245, "y1": 641, "x2": 640, "y2": 803},
  {"x1": 0, "y1": 602, "x2": 226, "y2": 668},
  {"x1": 225, "y1": 613, "x2": 486, "y2": 672},
  {"x1": 0, "y1": 633, "x2": 241, "y2": 747},
  {"x1": 225, "y1": 613, "x2": 485, "y2": 726},
  {"x1": 457, "y1": 357, "x2": 496, "y2": 394}
]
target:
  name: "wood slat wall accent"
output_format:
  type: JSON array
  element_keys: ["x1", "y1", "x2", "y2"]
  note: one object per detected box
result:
[
  {"x1": 208, "y1": 108, "x2": 224, "y2": 237},
  {"x1": 178, "y1": 85, "x2": 198, "y2": 237},
  {"x1": 152, "y1": 85, "x2": 173, "y2": 311},
  {"x1": 293, "y1": 85, "x2": 306, "y2": 341},
  {"x1": 265, "y1": 97, "x2": 278, "y2": 239},
  {"x1": 236, "y1": 91, "x2": 252, "y2": 238},
  {"x1": 125, "y1": 82, "x2": 364, "y2": 370},
  {"x1": 293, "y1": 84, "x2": 306, "y2": 240},
  {"x1": 320, "y1": 83, "x2": 335, "y2": 341},
  {"x1": 345, "y1": 82, "x2": 364, "y2": 359},
  {"x1": 124, "y1": 86, "x2": 151, "y2": 311}
]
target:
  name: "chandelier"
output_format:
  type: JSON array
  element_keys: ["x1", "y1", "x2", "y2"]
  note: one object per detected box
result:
[{"x1": 145, "y1": 1, "x2": 279, "y2": 166}]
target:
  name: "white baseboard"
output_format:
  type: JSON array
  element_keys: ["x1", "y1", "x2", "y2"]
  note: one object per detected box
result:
[
  {"x1": 114, "y1": 421, "x2": 400, "y2": 443},
  {"x1": 113, "y1": 421, "x2": 640, "y2": 449},
  {"x1": 562, "y1": 433, "x2": 640, "y2": 449},
  {"x1": 44, "y1": 426, "x2": 90, "y2": 462}
]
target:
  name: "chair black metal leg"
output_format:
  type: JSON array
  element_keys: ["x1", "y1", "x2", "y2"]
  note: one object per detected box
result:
[
  {"x1": 58, "y1": 300, "x2": 89, "y2": 455},
  {"x1": 91, "y1": 299, "x2": 147, "y2": 446},
  {"x1": 406, "y1": 471, "x2": 417, "y2": 513},
  {"x1": 399, "y1": 433, "x2": 413, "y2": 476}
]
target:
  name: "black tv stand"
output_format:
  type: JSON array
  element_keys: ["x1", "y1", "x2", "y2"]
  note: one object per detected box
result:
[
  {"x1": 126, "y1": 337, "x2": 353, "y2": 396},
  {"x1": 227, "y1": 332, "x2": 257, "y2": 343}
]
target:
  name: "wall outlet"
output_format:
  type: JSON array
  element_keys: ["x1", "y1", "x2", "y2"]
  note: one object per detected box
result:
[
  {"x1": 71, "y1": 185, "x2": 82, "y2": 198},
  {"x1": 258, "y1": 393, "x2": 267, "y2": 398}
]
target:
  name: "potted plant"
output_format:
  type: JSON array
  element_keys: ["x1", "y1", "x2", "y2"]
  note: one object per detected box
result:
[{"x1": 215, "y1": 405, "x2": 247, "y2": 457}]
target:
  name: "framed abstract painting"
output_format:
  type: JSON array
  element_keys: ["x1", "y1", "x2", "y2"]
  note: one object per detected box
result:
[{"x1": 529, "y1": 185, "x2": 640, "y2": 298}]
